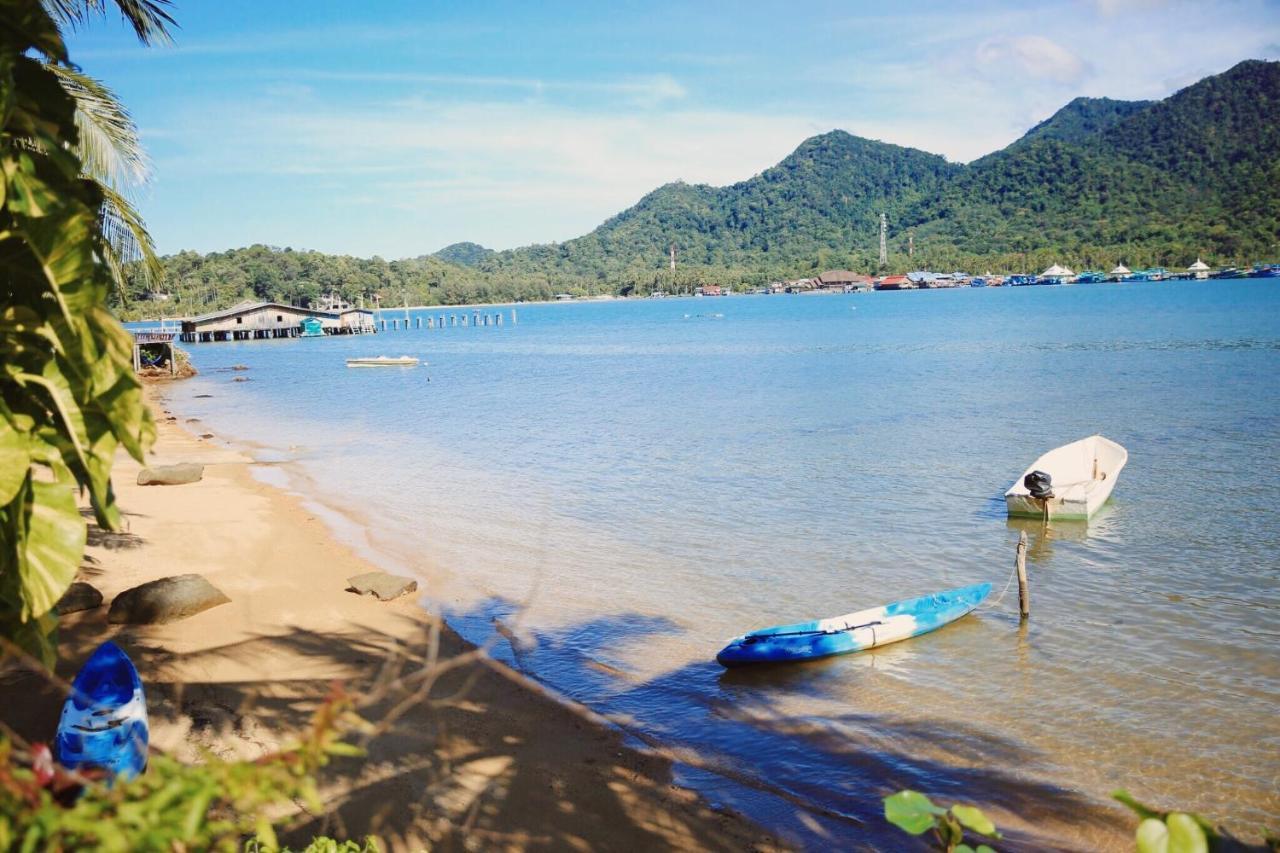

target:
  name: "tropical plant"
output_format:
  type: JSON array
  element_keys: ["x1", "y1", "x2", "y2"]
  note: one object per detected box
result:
[
  {"x1": 0, "y1": 0, "x2": 155, "y2": 664},
  {"x1": 883, "y1": 790, "x2": 1002, "y2": 852},
  {"x1": 42, "y1": 0, "x2": 175, "y2": 296},
  {"x1": 0, "y1": 690, "x2": 370, "y2": 851}
]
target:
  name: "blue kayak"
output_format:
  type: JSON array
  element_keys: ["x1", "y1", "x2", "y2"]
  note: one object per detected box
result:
[
  {"x1": 716, "y1": 582, "x2": 992, "y2": 667},
  {"x1": 55, "y1": 642, "x2": 149, "y2": 780}
]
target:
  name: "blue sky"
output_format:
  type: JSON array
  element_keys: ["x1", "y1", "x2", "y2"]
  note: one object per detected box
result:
[{"x1": 65, "y1": 0, "x2": 1280, "y2": 259}]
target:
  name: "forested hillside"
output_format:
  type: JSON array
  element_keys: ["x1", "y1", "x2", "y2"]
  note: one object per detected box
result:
[{"x1": 119, "y1": 59, "x2": 1280, "y2": 317}]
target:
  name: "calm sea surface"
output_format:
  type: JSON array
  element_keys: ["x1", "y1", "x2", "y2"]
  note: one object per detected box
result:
[{"x1": 153, "y1": 281, "x2": 1280, "y2": 846}]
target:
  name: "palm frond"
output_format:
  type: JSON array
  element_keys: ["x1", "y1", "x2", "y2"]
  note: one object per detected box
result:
[
  {"x1": 48, "y1": 63, "x2": 150, "y2": 193},
  {"x1": 43, "y1": 0, "x2": 176, "y2": 46},
  {"x1": 99, "y1": 183, "x2": 163, "y2": 297}
]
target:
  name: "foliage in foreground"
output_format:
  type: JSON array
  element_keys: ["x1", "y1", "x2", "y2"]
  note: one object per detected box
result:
[
  {"x1": 883, "y1": 790, "x2": 1000, "y2": 852},
  {"x1": 885, "y1": 788, "x2": 1279, "y2": 852},
  {"x1": 0, "y1": 693, "x2": 369, "y2": 852},
  {"x1": 0, "y1": 0, "x2": 155, "y2": 665}
]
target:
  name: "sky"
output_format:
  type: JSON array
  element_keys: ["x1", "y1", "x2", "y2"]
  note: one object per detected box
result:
[{"x1": 64, "y1": 0, "x2": 1280, "y2": 259}]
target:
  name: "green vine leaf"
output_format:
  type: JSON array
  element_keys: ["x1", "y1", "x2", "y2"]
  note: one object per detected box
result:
[{"x1": 884, "y1": 790, "x2": 946, "y2": 835}]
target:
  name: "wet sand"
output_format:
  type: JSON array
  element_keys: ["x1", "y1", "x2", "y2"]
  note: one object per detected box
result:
[{"x1": 0, "y1": 396, "x2": 784, "y2": 852}]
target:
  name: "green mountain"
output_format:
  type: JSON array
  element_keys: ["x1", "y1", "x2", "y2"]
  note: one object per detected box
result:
[
  {"x1": 121, "y1": 59, "x2": 1280, "y2": 315},
  {"x1": 902, "y1": 59, "x2": 1280, "y2": 265},
  {"x1": 432, "y1": 241, "x2": 493, "y2": 266},
  {"x1": 1016, "y1": 96, "x2": 1153, "y2": 147}
]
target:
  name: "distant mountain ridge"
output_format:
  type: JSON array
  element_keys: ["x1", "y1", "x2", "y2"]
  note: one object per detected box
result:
[
  {"x1": 126, "y1": 59, "x2": 1280, "y2": 313},
  {"x1": 465, "y1": 58, "x2": 1279, "y2": 285}
]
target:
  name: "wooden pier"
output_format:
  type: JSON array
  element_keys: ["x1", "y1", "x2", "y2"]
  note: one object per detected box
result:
[{"x1": 175, "y1": 300, "x2": 519, "y2": 343}]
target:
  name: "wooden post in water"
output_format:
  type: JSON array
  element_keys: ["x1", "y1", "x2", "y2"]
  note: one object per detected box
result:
[{"x1": 1016, "y1": 531, "x2": 1029, "y2": 620}]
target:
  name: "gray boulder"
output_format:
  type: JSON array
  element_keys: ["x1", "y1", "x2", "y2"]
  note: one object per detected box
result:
[
  {"x1": 137, "y1": 463, "x2": 204, "y2": 486},
  {"x1": 55, "y1": 582, "x2": 103, "y2": 615},
  {"x1": 347, "y1": 571, "x2": 418, "y2": 602},
  {"x1": 108, "y1": 574, "x2": 230, "y2": 624}
]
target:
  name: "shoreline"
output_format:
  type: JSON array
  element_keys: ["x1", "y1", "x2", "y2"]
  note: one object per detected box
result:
[{"x1": 1, "y1": 390, "x2": 784, "y2": 851}]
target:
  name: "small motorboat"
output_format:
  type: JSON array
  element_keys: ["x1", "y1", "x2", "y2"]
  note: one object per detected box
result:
[
  {"x1": 1005, "y1": 435, "x2": 1127, "y2": 520},
  {"x1": 716, "y1": 583, "x2": 991, "y2": 667},
  {"x1": 55, "y1": 642, "x2": 149, "y2": 780},
  {"x1": 345, "y1": 355, "x2": 420, "y2": 368}
]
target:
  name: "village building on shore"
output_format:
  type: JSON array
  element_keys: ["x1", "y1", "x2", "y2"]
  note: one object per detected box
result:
[{"x1": 178, "y1": 300, "x2": 375, "y2": 342}]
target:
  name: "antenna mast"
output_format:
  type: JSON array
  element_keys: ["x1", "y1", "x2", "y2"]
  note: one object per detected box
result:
[
  {"x1": 879, "y1": 213, "x2": 888, "y2": 267},
  {"x1": 669, "y1": 243, "x2": 677, "y2": 271}
]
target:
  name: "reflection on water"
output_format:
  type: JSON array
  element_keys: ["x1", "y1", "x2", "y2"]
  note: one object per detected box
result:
[{"x1": 151, "y1": 280, "x2": 1280, "y2": 845}]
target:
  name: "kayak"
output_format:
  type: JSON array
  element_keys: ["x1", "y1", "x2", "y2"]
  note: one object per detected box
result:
[
  {"x1": 716, "y1": 582, "x2": 992, "y2": 667},
  {"x1": 55, "y1": 642, "x2": 149, "y2": 780}
]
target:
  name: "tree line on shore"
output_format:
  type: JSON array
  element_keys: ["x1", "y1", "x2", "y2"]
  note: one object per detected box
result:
[{"x1": 116, "y1": 59, "x2": 1280, "y2": 318}]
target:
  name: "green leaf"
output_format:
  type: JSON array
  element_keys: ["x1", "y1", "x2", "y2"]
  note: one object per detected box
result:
[
  {"x1": 17, "y1": 480, "x2": 84, "y2": 620},
  {"x1": 951, "y1": 804, "x2": 1000, "y2": 838},
  {"x1": 884, "y1": 790, "x2": 946, "y2": 835},
  {"x1": 1137, "y1": 817, "x2": 1170, "y2": 853},
  {"x1": 323, "y1": 741, "x2": 366, "y2": 758},
  {"x1": 253, "y1": 815, "x2": 278, "y2": 851},
  {"x1": 0, "y1": 410, "x2": 30, "y2": 505},
  {"x1": 1114, "y1": 789, "x2": 1164, "y2": 821},
  {"x1": 1166, "y1": 813, "x2": 1209, "y2": 853}
]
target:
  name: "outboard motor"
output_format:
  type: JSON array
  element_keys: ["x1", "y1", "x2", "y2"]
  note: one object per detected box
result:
[{"x1": 1024, "y1": 470, "x2": 1054, "y2": 500}]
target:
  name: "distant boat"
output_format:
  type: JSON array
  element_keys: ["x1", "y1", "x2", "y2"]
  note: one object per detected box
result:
[
  {"x1": 715, "y1": 583, "x2": 991, "y2": 667},
  {"x1": 1249, "y1": 263, "x2": 1279, "y2": 278},
  {"x1": 1075, "y1": 271, "x2": 1106, "y2": 284},
  {"x1": 56, "y1": 642, "x2": 149, "y2": 780},
  {"x1": 1005, "y1": 435, "x2": 1127, "y2": 520},
  {"x1": 346, "y1": 355, "x2": 420, "y2": 368}
]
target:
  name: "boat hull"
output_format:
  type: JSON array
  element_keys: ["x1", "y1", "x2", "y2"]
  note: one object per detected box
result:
[
  {"x1": 1005, "y1": 435, "x2": 1127, "y2": 520},
  {"x1": 55, "y1": 642, "x2": 149, "y2": 780},
  {"x1": 716, "y1": 582, "x2": 991, "y2": 667},
  {"x1": 345, "y1": 357, "x2": 419, "y2": 368}
]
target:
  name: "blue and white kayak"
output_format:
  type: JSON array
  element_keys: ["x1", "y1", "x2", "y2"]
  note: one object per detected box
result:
[
  {"x1": 55, "y1": 642, "x2": 149, "y2": 780},
  {"x1": 716, "y1": 582, "x2": 992, "y2": 667}
]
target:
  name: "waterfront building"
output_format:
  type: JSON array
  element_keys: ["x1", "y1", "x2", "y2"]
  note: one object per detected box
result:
[
  {"x1": 179, "y1": 300, "x2": 375, "y2": 342},
  {"x1": 1188, "y1": 258, "x2": 1210, "y2": 280}
]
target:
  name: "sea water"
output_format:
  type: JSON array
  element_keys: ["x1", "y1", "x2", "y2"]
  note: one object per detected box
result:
[{"x1": 153, "y1": 280, "x2": 1280, "y2": 845}]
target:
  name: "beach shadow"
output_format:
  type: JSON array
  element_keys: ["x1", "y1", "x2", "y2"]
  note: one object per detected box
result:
[
  {"x1": 1, "y1": 599, "x2": 1135, "y2": 851},
  {"x1": 81, "y1": 508, "x2": 146, "y2": 551},
  {"x1": 2, "y1": 608, "x2": 781, "y2": 852}
]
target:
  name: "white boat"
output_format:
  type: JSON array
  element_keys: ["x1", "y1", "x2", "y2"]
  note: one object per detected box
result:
[
  {"x1": 1005, "y1": 435, "x2": 1127, "y2": 520},
  {"x1": 345, "y1": 355, "x2": 420, "y2": 368}
]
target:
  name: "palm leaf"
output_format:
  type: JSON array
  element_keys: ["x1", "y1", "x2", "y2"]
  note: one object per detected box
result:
[
  {"x1": 46, "y1": 64, "x2": 149, "y2": 192},
  {"x1": 43, "y1": 0, "x2": 176, "y2": 46},
  {"x1": 99, "y1": 183, "x2": 162, "y2": 296},
  {"x1": 44, "y1": 65, "x2": 161, "y2": 297}
]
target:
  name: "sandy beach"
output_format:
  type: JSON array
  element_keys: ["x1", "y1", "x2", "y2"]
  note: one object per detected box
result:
[{"x1": 0, "y1": 390, "x2": 783, "y2": 852}]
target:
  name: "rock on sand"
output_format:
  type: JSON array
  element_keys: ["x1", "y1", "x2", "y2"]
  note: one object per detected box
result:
[
  {"x1": 137, "y1": 463, "x2": 204, "y2": 486},
  {"x1": 108, "y1": 574, "x2": 230, "y2": 624},
  {"x1": 347, "y1": 571, "x2": 418, "y2": 601}
]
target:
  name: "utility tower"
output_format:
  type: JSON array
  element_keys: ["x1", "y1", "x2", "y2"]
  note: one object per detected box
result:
[
  {"x1": 878, "y1": 213, "x2": 888, "y2": 267},
  {"x1": 669, "y1": 243, "x2": 677, "y2": 271},
  {"x1": 909, "y1": 233, "x2": 914, "y2": 259}
]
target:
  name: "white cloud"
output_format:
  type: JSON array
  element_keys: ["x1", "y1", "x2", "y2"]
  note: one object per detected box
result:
[
  {"x1": 1088, "y1": 0, "x2": 1171, "y2": 15},
  {"x1": 974, "y1": 35, "x2": 1090, "y2": 85}
]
